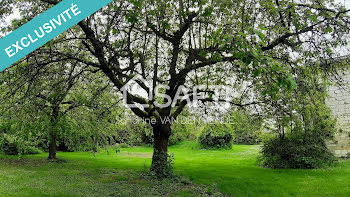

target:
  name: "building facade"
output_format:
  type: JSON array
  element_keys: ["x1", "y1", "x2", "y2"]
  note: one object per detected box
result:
[{"x1": 326, "y1": 73, "x2": 350, "y2": 157}]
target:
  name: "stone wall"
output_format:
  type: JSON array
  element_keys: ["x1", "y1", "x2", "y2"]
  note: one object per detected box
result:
[{"x1": 326, "y1": 72, "x2": 350, "y2": 157}]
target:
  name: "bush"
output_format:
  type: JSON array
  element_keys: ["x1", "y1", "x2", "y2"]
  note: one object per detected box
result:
[
  {"x1": 0, "y1": 134, "x2": 42, "y2": 155},
  {"x1": 198, "y1": 123, "x2": 233, "y2": 149},
  {"x1": 116, "y1": 121, "x2": 153, "y2": 146},
  {"x1": 234, "y1": 132, "x2": 260, "y2": 145},
  {"x1": 260, "y1": 134, "x2": 336, "y2": 169},
  {"x1": 0, "y1": 135, "x2": 18, "y2": 155}
]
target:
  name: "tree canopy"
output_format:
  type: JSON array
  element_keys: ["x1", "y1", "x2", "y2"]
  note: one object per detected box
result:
[{"x1": 2, "y1": 0, "x2": 350, "y2": 176}]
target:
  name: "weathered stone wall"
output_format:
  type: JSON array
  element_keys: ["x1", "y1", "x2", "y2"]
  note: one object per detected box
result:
[{"x1": 326, "y1": 72, "x2": 350, "y2": 157}]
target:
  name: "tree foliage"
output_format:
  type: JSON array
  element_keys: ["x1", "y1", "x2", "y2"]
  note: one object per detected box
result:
[{"x1": 1, "y1": 0, "x2": 350, "y2": 175}]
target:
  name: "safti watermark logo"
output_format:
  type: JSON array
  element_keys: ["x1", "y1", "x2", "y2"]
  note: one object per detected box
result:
[{"x1": 120, "y1": 75, "x2": 236, "y2": 109}]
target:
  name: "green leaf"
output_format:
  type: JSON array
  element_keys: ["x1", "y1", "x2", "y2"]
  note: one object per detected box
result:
[
  {"x1": 258, "y1": 25, "x2": 268, "y2": 31},
  {"x1": 202, "y1": 7, "x2": 213, "y2": 17},
  {"x1": 199, "y1": 50, "x2": 208, "y2": 58},
  {"x1": 253, "y1": 29, "x2": 265, "y2": 41},
  {"x1": 253, "y1": 68, "x2": 261, "y2": 77},
  {"x1": 309, "y1": 15, "x2": 317, "y2": 23},
  {"x1": 126, "y1": 12, "x2": 139, "y2": 24},
  {"x1": 287, "y1": 76, "x2": 297, "y2": 89},
  {"x1": 163, "y1": 22, "x2": 170, "y2": 29},
  {"x1": 130, "y1": 0, "x2": 142, "y2": 8},
  {"x1": 325, "y1": 26, "x2": 333, "y2": 33}
]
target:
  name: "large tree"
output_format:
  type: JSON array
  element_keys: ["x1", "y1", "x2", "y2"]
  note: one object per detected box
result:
[{"x1": 4, "y1": 0, "x2": 350, "y2": 176}]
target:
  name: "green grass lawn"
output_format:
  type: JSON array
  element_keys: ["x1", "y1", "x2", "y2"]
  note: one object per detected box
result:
[{"x1": 1, "y1": 141, "x2": 350, "y2": 197}]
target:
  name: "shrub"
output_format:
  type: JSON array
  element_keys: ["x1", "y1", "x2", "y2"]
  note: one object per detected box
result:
[
  {"x1": 260, "y1": 134, "x2": 336, "y2": 169},
  {"x1": 198, "y1": 123, "x2": 233, "y2": 149},
  {"x1": 234, "y1": 132, "x2": 260, "y2": 145},
  {"x1": 0, "y1": 134, "x2": 42, "y2": 155},
  {"x1": 116, "y1": 121, "x2": 153, "y2": 146},
  {"x1": 0, "y1": 135, "x2": 18, "y2": 155}
]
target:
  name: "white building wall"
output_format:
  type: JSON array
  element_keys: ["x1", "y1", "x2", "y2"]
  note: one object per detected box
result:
[{"x1": 326, "y1": 72, "x2": 350, "y2": 157}]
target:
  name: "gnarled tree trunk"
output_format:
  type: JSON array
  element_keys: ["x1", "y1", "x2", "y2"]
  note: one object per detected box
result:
[{"x1": 150, "y1": 123, "x2": 171, "y2": 177}]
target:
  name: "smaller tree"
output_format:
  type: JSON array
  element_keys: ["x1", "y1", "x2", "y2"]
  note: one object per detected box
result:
[
  {"x1": 259, "y1": 65, "x2": 338, "y2": 168},
  {"x1": 230, "y1": 110, "x2": 263, "y2": 145}
]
